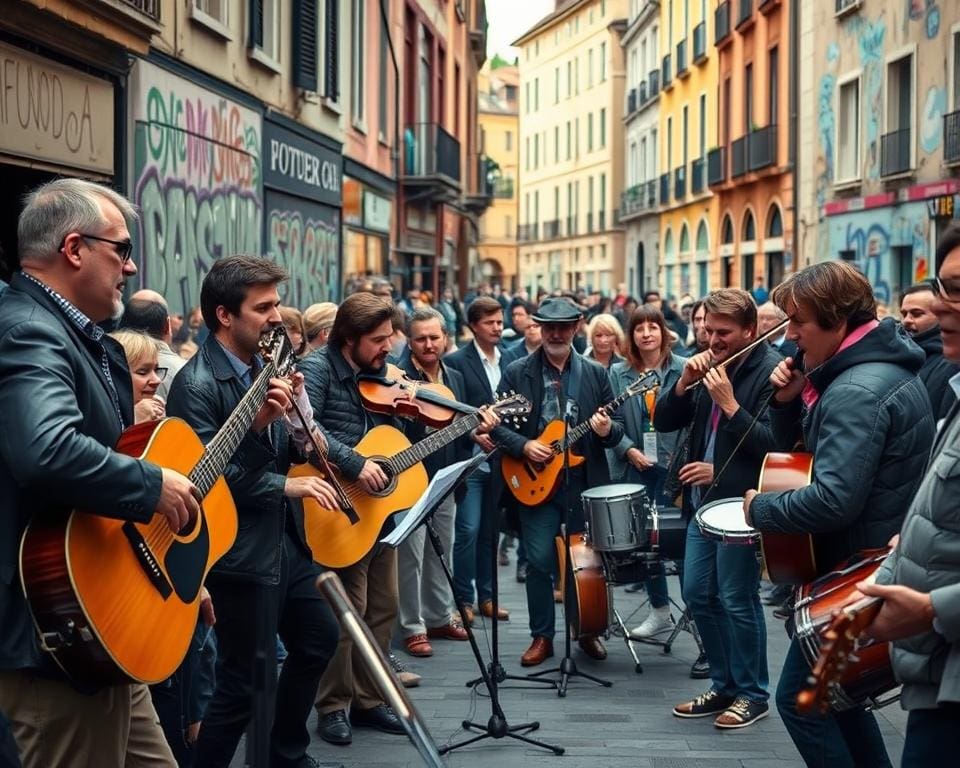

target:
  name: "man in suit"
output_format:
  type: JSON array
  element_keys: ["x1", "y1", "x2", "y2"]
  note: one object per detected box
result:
[
  {"x1": 900, "y1": 282, "x2": 960, "y2": 421},
  {"x1": 494, "y1": 297, "x2": 623, "y2": 666},
  {"x1": 0, "y1": 178, "x2": 198, "y2": 766},
  {"x1": 166, "y1": 256, "x2": 342, "y2": 768},
  {"x1": 444, "y1": 296, "x2": 509, "y2": 624}
]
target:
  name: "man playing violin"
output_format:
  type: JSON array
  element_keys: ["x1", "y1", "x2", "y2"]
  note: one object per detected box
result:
[
  {"x1": 744, "y1": 261, "x2": 934, "y2": 766},
  {"x1": 655, "y1": 288, "x2": 782, "y2": 729},
  {"x1": 493, "y1": 297, "x2": 622, "y2": 667}
]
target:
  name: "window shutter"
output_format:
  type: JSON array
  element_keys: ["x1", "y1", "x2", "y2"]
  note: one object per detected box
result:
[
  {"x1": 249, "y1": 0, "x2": 264, "y2": 49},
  {"x1": 324, "y1": 0, "x2": 339, "y2": 101},
  {"x1": 293, "y1": 0, "x2": 319, "y2": 91}
]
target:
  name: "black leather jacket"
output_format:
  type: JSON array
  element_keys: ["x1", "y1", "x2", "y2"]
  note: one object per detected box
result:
[{"x1": 166, "y1": 335, "x2": 308, "y2": 584}]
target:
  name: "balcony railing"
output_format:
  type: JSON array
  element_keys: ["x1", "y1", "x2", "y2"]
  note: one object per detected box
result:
[
  {"x1": 945, "y1": 110, "x2": 960, "y2": 165},
  {"x1": 586, "y1": 212, "x2": 594, "y2": 233},
  {"x1": 598, "y1": 210, "x2": 606, "y2": 230},
  {"x1": 567, "y1": 216, "x2": 578, "y2": 236},
  {"x1": 691, "y1": 157, "x2": 705, "y2": 194},
  {"x1": 676, "y1": 39, "x2": 688, "y2": 76},
  {"x1": 731, "y1": 136, "x2": 748, "y2": 178},
  {"x1": 644, "y1": 179, "x2": 657, "y2": 207},
  {"x1": 707, "y1": 146, "x2": 727, "y2": 185},
  {"x1": 737, "y1": 0, "x2": 753, "y2": 27},
  {"x1": 627, "y1": 88, "x2": 638, "y2": 115},
  {"x1": 517, "y1": 223, "x2": 539, "y2": 241},
  {"x1": 674, "y1": 165, "x2": 686, "y2": 199},
  {"x1": 835, "y1": 0, "x2": 862, "y2": 15},
  {"x1": 660, "y1": 173, "x2": 670, "y2": 204},
  {"x1": 748, "y1": 125, "x2": 777, "y2": 171},
  {"x1": 474, "y1": 154, "x2": 496, "y2": 200},
  {"x1": 715, "y1": 1, "x2": 731, "y2": 44},
  {"x1": 648, "y1": 69, "x2": 660, "y2": 98},
  {"x1": 880, "y1": 128, "x2": 912, "y2": 176},
  {"x1": 403, "y1": 123, "x2": 461, "y2": 183},
  {"x1": 639, "y1": 81, "x2": 648, "y2": 104},
  {"x1": 492, "y1": 177, "x2": 514, "y2": 198},
  {"x1": 543, "y1": 219, "x2": 561, "y2": 239},
  {"x1": 693, "y1": 21, "x2": 706, "y2": 63},
  {"x1": 662, "y1": 54, "x2": 672, "y2": 88},
  {"x1": 120, "y1": 0, "x2": 160, "y2": 18}
]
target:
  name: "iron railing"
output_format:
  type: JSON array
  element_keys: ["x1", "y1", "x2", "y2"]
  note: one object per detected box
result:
[
  {"x1": 715, "y1": 2, "x2": 731, "y2": 44},
  {"x1": 748, "y1": 125, "x2": 777, "y2": 171},
  {"x1": 691, "y1": 157, "x2": 705, "y2": 193},
  {"x1": 120, "y1": 0, "x2": 160, "y2": 19},
  {"x1": 880, "y1": 128, "x2": 912, "y2": 176},
  {"x1": 731, "y1": 136, "x2": 748, "y2": 177},
  {"x1": 648, "y1": 69, "x2": 660, "y2": 98},
  {"x1": 627, "y1": 87, "x2": 638, "y2": 115},
  {"x1": 945, "y1": 110, "x2": 960, "y2": 165},
  {"x1": 674, "y1": 165, "x2": 686, "y2": 199},
  {"x1": 543, "y1": 219, "x2": 561, "y2": 239},
  {"x1": 403, "y1": 123, "x2": 461, "y2": 182},
  {"x1": 707, "y1": 146, "x2": 727, "y2": 185},
  {"x1": 567, "y1": 216, "x2": 578, "y2": 236},
  {"x1": 659, "y1": 173, "x2": 670, "y2": 205}
]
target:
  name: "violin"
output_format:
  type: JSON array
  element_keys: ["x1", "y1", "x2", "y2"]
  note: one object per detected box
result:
[{"x1": 358, "y1": 363, "x2": 476, "y2": 428}]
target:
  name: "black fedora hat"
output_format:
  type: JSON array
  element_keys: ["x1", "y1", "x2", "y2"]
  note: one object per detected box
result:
[{"x1": 531, "y1": 297, "x2": 583, "y2": 324}]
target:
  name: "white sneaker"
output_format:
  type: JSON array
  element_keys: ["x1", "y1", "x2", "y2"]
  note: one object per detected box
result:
[{"x1": 629, "y1": 607, "x2": 674, "y2": 639}]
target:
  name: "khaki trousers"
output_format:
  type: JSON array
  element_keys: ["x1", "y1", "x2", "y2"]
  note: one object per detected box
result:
[
  {"x1": 0, "y1": 669, "x2": 175, "y2": 768},
  {"x1": 315, "y1": 544, "x2": 398, "y2": 714},
  {"x1": 397, "y1": 495, "x2": 457, "y2": 635}
]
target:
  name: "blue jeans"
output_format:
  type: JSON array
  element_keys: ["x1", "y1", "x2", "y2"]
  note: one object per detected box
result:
[
  {"x1": 453, "y1": 471, "x2": 493, "y2": 607},
  {"x1": 902, "y1": 705, "x2": 960, "y2": 766},
  {"x1": 777, "y1": 637, "x2": 892, "y2": 767},
  {"x1": 626, "y1": 464, "x2": 670, "y2": 608},
  {"x1": 519, "y1": 498, "x2": 565, "y2": 639},
  {"x1": 682, "y1": 517, "x2": 768, "y2": 702}
]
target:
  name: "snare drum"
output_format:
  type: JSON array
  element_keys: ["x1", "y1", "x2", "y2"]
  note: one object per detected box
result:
[
  {"x1": 582, "y1": 484, "x2": 649, "y2": 552},
  {"x1": 695, "y1": 497, "x2": 759, "y2": 545}
]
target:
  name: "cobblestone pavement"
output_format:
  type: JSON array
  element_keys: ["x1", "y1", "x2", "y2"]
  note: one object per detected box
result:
[{"x1": 235, "y1": 552, "x2": 908, "y2": 768}]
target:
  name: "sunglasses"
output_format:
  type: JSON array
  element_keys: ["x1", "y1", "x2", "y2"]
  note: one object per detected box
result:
[
  {"x1": 60, "y1": 233, "x2": 133, "y2": 263},
  {"x1": 931, "y1": 276, "x2": 960, "y2": 304}
]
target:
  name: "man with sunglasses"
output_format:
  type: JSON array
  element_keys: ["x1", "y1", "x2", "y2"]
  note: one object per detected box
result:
[{"x1": 0, "y1": 178, "x2": 199, "y2": 766}]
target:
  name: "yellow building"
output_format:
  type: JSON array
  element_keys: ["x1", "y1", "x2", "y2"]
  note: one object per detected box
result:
[
  {"x1": 478, "y1": 64, "x2": 520, "y2": 290},
  {"x1": 657, "y1": 0, "x2": 720, "y2": 300},
  {"x1": 514, "y1": 0, "x2": 628, "y2": 296}
]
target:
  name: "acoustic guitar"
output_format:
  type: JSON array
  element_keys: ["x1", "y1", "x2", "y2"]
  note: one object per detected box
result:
[
  {"x1": 501, "y1": 371, "x2": 657, "y2": 507},
  {"x1": 19, "y1": 328, "x2": 295, "y2": 688},
  {"x1": 295, "y1": 393, "x2": 531, "y2": 569},
  {"x1": 758, "y1": 452, "x2": 819, "y2": 584}
]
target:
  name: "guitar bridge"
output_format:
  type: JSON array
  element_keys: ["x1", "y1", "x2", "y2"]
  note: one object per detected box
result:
[{"x1": 122, "y1": 521, "x2": 173, "y2": 599}]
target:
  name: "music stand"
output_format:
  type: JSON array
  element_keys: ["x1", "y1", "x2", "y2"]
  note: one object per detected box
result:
[{"x1": 382, "y1": 452, "x2": 564, "y2": 756}]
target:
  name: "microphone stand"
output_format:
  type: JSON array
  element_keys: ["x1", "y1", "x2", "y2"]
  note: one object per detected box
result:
[{"x1": 528, "y1": 377, "x2": 612, "y2": 697}]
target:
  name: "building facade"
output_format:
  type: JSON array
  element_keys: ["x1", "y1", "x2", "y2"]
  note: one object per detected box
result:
[
  {"x1": 477, "y1": 63, "x2": 520, "y2": 290},
  {"x1": 619, "y1": 0, "x2": 662, "y2": 298},
  {"x1": 658, "y1": 0, "x2": 720, "y2": 300},
  {"x1": 515, "y1": 0, "x2": 628, "y2": 296},
  {"x1": 801, "y1": 0, "x2": 960, "y2": 307}
]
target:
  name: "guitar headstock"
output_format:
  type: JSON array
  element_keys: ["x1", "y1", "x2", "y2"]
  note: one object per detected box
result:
[
  {"x1": 796, "y1": 598, "x2": 882, "y2": 715},
  {"x1": 626, "y1": 369, "x2": 660, "y2": 397},
  {"x1": 493, "y1": 392, "x2": 532, "y2": 425},
  {"x1": 259, "y1": 326, "x2": 297, "y2": 377}
]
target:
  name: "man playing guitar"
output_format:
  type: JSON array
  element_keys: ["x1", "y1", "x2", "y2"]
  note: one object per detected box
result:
[{"x1": 745, "y1": 261, "x2": 934, "y2": 765}]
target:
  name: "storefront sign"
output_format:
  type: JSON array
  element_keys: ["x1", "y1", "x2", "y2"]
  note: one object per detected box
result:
[
  {"x1": 343, "y1": 177, "x2": 362, "y2": 226},
  {"x1": 927, "y1": 194, "x2": 959, "y2": 219},
  {"x1": 0, "y1": 41, "x2": 115, "y2": 174},
  {"x1": 263, "y1": 120, "x2": 341, "y2": 206},
  {"x1": 363, "y1": 191, "x2": 392, "y2": 233}
]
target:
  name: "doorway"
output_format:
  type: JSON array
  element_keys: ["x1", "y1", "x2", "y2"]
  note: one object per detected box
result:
[{"x1": 0, "y1": 164, "x2": 57, "y2": 280}]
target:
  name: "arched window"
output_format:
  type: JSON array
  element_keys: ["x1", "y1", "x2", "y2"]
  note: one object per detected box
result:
[
  {"x1": 743, "y1": 210, "x2": 756, "y2": 241},
  {"x1": 696, "y1": 220, "x2": 709, "y2": 256},
  {"x1": 679, "y1": 223, "x2": 690, "y2": 254},
  {"x1": 721, "y1": 214, "x2": 734, "y2": 244},
  {"x1": 663, "y1": 228, "x2": 674, "y2": 260},
  {"x1": 767, "y1": 205, "x2": 783, "y2": 238}
]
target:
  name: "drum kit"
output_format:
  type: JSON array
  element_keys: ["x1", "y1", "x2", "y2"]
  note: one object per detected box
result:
[{"x1": 568, "y1": 484, "x2": 705, "y2": 674}]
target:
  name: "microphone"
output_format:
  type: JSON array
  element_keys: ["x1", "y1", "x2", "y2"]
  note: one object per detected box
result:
[{"x1": 767, "y1": 350, "x2": 806, "y2": 406}]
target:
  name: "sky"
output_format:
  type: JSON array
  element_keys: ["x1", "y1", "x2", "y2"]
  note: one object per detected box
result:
[{"x1": 486, "y1": 0, "x2": 555, "y2": 63}]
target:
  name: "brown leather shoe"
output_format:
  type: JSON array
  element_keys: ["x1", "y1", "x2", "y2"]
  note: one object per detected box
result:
[
  {"x1": 578, "y1": 635, "x2": 607, "y2": 660},
  {"x1": 521, "y1": 637, "x2": 554, "y2": 667},
  {"x1": 403, "y1": 634, "x2": 433, "y2": 657},
  {"x1": 427, "y1": 621, "x2": 468, "y2": 641},
  {"x1": 459, "y1": 604, "x2": 475, "y2": 626},
  {"x1": 479, "y1": 600, "x2": 509, "y2": 621}
]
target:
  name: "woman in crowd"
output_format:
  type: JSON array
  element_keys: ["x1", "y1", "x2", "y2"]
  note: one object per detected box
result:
[
  {"x1": 279, "y1": 306, "x2": 306, "y2": 356},
  {"x1": 302, "y1": 302, "x2": 338, "y2": 353},
  {"x1": 584, "y1": 313, "x2": 626, "y2": 369},
  {"x1": 110, "y1": 330, "x2": 166, "y2": 423}
]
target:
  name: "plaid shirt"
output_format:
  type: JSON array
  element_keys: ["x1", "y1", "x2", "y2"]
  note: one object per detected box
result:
[{"x1": 22, "y1": 273, "x2": 125, "y2": 430}]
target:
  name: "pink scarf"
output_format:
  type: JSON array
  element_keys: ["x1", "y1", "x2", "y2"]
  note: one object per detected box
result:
[{"x1": 801, "y1": 320, "x2": 880, "y2": 409}]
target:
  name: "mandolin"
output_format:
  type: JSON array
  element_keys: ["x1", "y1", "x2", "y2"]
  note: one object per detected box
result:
[
  {"x1": 19, "y1": 328, "x2": 295, "y2": 687},
  {"x1": 295, "y1": 393, "x2": 531, "y2": 568},
  {"x1": 501, "y1": 371, "x2": 657, "y2": 507}
]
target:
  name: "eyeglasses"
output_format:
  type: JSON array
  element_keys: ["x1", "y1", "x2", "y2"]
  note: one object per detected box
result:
[
  {"x1": 931, "y1": 276, "x2": 960, "y2": 304},
  {"x1": 155, "y1": 367, "x2": 169, "y2": 381},
  {"x1": 79, "y1": 234, "x2": 133, "y2": 263}
]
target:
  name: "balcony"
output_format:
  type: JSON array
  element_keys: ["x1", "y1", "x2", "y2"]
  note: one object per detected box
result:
[
  {"x1": 469, "y1": 0, "x2": 488, "y2": 67},
  {"x1": 586, "y1": 212, "x2": 594, "y2": 233},
  {"x1": 492, "y1": 177, "x2": 514, "y2": 199},
  {"x1": 691, "y1": 158, "x2": 705, "y2": 194},
  {"x1": 881, "y1": 128, "x2": 912, "y2": 177},
  {"x1": 402, "y1": 123, "x2": 461, "y2": 199},
  {"x1": 517, "y1": 223, "x2": 539, "y2": 242},
  {"x1": 644, "y1": 179, "x2": 658, "y2": 207},
  {"x1": 674, "y1": 165, "x2": 686, "y2": 199},
  {"x1": 119, "y1": 0, "x2": 159, "y2": 18},
  {"x1": 835, "y1": 0, "x2": 862, "y2": 17},
  {"x1": 748, "y1": 125, "x2": 777, "y2": 171},
  {"x1": 737, "y1": 0, "x2": 753, "y2": 28},
  {"x1": 639, "y1": 81, "x2": 648, "y2": 104},
  {"x1": 731, "y1": 136, "x2": 748, "y2": 178},
  {"x1": 676, "y1": 40, "x2": 688, "y2": 77},
  {"x1": 626, "y1": 87, "x2": 638, "y2": 115},
  {"x1": 598, "y1": 210, "x2": 607, "y2": 230},
  {"x1": 662, "y1": 53, "x2": 672, "y2": 88},
  {"x1": 707, "y1": 146, "x2": 727, "y2": 186},
  {"x1": 543, "y1": 219, "x2": 561, "y2": 239},
  {"x1": 945, "y1": 110, "x2": 960, "y2": 165},
  {"x1": 693, "y1": 22, "x2": 707, "y2": 64},
  {"x1": 659, "y1": 173, "x2": 670, "y2": 204},
  {"x1": 715, "y1": 2, "x2": 731, "y2": 45},
  {"x1": 648, "y1": 69, "x2": 660, "y2": 98},
  {"x1": 567, "y1": 216, "x2": 578, "y2": 236}
]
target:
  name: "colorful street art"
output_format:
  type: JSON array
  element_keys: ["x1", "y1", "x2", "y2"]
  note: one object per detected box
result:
[
  {"x1": 921, "y1": 87, "x2": 946, "y2": 154},
  {"x1": 131, "y1": 60, "x2": 262, "y2": 316}
]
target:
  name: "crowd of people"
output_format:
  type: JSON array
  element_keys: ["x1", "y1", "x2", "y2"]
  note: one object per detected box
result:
[{"x1": 0, "y1": 177, "x2": 958, "y2": 768}]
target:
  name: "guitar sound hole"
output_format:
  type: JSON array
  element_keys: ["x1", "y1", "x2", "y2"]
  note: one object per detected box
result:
[{"x1": 369, "y1": 459, "x2": 396, "y2": 498}]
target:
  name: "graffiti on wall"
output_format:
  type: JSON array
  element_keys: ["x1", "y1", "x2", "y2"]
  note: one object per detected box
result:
[
  {"x1": 132, "y1": 61, "x2": 262, "y2": 316},
  {"x1": 267, "y1": 205, "x2": 340, "y2": 308},
  {"x1": 921, "y1": 87, "x2": 946, "y2": 153},
  {"x1": 907, "y1": 0, "x2": 940, "y2": 38}
]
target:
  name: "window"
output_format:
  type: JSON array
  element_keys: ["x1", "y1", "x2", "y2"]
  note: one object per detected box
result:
[
  {"x1": 769, "y1": 46, "x2": 778, "y2": 125},
  {"x1": 575, "y1": 57, "x2": 580, "y2": 94},
  {"x1": 600, "y1": 41, "x2": 606, "y2": 81},
  {"x1": 682, "y1": 104, "x2": 688, "y2": 163},
  {"x1": 588, "y1": 113, "x2": 594, "y2": 152},
  {"x1": 555, "y1": 67, "x2": 560, "y2": 103},
  {"x1": 554, "y1": 126, "x2": 560, "y2": 162},
  {"x1": 525, "y1": 82, "x2": 530, "y2": 114},
  {"x1": 567, "y1": 60, "x2": 573, "y2": 98},
  {"x1": 193, "y1": 0, "x2": 229, "y2": 33},
  {"x1": 600, "y1": 108, "x2": 606, "y2": 148},
  {"x1": 322, "y1": 0, "x2": 339, "y2": 102},
  {"x1": 588, "y1": 176, "x2": 594, "y2": 215},
  {"x1": 745, "y1": 62, "x2": 753, "y2": 132},
  {"x1": 505, "y1": 131, "x2": 513, "y2": 152},
  {"x1": 534, "y1": 77, "x2": 540, "y2": 111},
  {"x1": 837, "y1": 76, "x2": 861, "y2": 181},
  {"x1": 351, "y1": 0, "x2": 365, "y2": 125},
  {"x1": 575, "y1": 117, "x2": 580, "y2": 158},
  {"x1": 566, "y1": 121, "x2": 572, "y2": 159},
  {"x1": 886, "y1": 52, "x2": 913, "y2": 134},
  {"x1": 699, "y1": 93, "x2": 706, "y2": 157},
  {"x1": 599, "y1": 173, "x2": 606, "y2": 214},
  {"x1": 378, "y1": 15, "x2": 388, "y2": 137},
  {"x1": 566, "y1": 183, "x2": 573, "y2": 220},
  {"x1": 953, "y1": 28, "x2": 960, "y2": 109},
  {"x1": 525, "y1": 137, "x2": 530, "y2": 170},
  {"x1": 249, "y1": 0, "x2": 280, "y2": 65},
  {"x1": 723, "y1": 77, "x2": 731, "y2": 144},
  {"x1": 588, "y1": 49, "x2": 594, "y2": 88},
  {"x1": 534, "y1": 133, "x2": 539, "y2": 169},
  {"x1": 667, "y1": 116, "x2": 673, "y2": 169}
]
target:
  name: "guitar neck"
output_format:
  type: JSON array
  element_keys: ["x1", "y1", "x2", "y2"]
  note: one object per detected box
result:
[
  {"x1": 191, "y1": 362, "x2": 277, "y2": 495},
  {"x1": 557, "y1": 375, "x2": 652, "y2": 452},
  {"x1": 387, "y1": 412, "x2": 482, "y2": 474}
]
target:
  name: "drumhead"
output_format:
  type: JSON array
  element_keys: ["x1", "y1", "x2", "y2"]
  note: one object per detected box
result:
[
  {"x1": 696, "y1": 497, "x2": 754, "y2": 534},
  {"x1": 581, "y1": 483, "x2": 646, "y2": 501}
]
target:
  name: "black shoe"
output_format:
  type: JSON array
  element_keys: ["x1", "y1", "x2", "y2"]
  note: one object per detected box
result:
[
  {"x1": 272, "y1": 757, "x2": 345, "y2": 768},
  {"x1": 673, "y1": 689, "x2": 735, "y2": 718},
  {"x1": 772, "y1": 603, "x2": 791, "y2": 621},
  {"x1": 350, "y1": 703, "x2": 406, "y2": 735},
  {"x1": 516, "y1": 561, "x2": 528, "y2": 583},
  {"x1": 761, "y1": 584, "x2": 793, "y2": 606},
  {"x1": 689, "y1": 652, "x2": 710, "y2": 680},
  {"x1": 714, "y1": 696, "x2": 770, "y2": 729},
  {"x1": 623, "y1": 581, "x2": 645, "y2": 593},
  {"x1": 316, "y1": 709, "x2": 352, "y2": 745}
]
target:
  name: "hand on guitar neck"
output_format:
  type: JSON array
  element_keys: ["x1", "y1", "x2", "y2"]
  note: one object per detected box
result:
[{"x1": 253, "y1": 376, "x2": 295, "y2": 434}]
